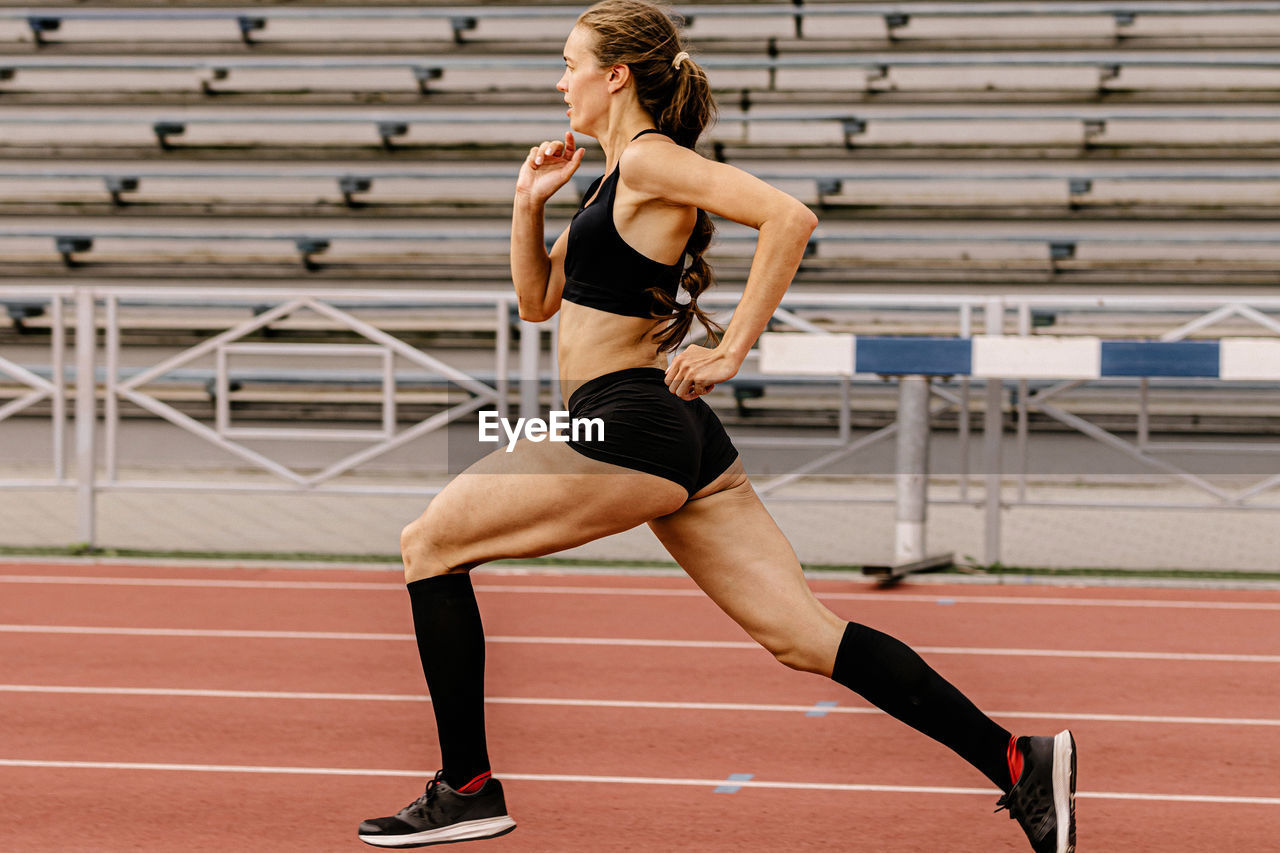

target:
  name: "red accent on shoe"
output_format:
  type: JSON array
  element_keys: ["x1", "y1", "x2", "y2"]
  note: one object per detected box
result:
[
  {"x1": 457, "y1": 771, "x2": 492, "y2": 794},
  {"x1": 1006, "y1": 736, "x2": 1024, "y2": 787}
]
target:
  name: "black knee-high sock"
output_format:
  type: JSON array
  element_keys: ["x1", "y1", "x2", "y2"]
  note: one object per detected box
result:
[
  {"x1": 407, "y1": 573, "x2": 490, "y2": 791},
  {"x1": 831, "y1": 621, "x2": 1013, "y2": 792}
]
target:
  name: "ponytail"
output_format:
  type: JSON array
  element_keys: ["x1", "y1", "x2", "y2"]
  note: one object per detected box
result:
[
  {"x1": 656, "y1": 46, "x2": 715, "y2": 149},
  {"x1": 647, "y1": 208, "x2": 721, "y2": 352},
  {"x1": 577, "y1": 0, "x2": 721, "y2": 352}
]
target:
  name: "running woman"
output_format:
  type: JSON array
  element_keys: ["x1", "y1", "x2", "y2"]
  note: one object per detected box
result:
[{"x1": 358, "y1": 2, "x2": 1076, "y2": 851}]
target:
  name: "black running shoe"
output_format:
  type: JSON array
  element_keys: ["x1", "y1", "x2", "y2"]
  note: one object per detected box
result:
[
  {"x1": 358, "y1": 771, "x2": 516, "y2": 848},
  {"x1": 996, "y1": 730, "x2": 1077, "y2": 853}
]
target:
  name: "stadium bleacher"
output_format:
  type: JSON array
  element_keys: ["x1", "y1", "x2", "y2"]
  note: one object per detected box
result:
[
  {"x1": 9, "y1": 4, "x2": 1280, "y2": 53},
  {"x1": 3, "y1": 0, "x2": 1280, "y2": 423}
]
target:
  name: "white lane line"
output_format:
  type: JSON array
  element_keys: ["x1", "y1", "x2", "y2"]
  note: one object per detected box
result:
[
  {"x1": 911, "y1": 646, "x2": 1280, "y2": 663},
  {"x1": 3, "y1": 684, "x2": 1278, "y2": 728},
  {"x1": 4, "y1": 574, "x2": 1280, "y2": 613},
  {"x1": 484, "y1": 586, "x2": 1280, "y2": 614},
  {"x1": 819, "y1": 592, "x2": 1280, "y2": 612},
  {"x1": 0, "y1": 575, "x2": 401, "y2": 592},
  {"x1": 2, "y1": 624, "x2": 1277, "y2": 662},
  {"x1": 0, "y1": 624, "x2": 417, "y2": 641},
  {"x1": 0, "y1": 759, "x2": 1276, "y2": 806},
  {"x1": 980, "y1": 709, "x2": 1280, "y2": 727}
]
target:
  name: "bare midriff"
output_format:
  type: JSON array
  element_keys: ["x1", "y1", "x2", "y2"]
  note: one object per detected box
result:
[{"x1": 557, "y1": 300, "x2": 667, "y2": 402}]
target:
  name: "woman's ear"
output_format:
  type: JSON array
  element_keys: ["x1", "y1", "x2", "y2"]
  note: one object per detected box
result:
[{"x1": 607, "y1": 63, "x2": 631, "y2": 94}]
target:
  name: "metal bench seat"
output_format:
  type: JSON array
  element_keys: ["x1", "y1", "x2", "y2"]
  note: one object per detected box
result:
[
  {"x1": 8, "y1": 52, "x2": 1280, "y2": 99},
  {"x1": 1, "y1": 163, "x2": 1278, "y2": 216},
  {"x1": 4, "y1": 106, "x2": 1280, "y2": 155},
  {"x1": 9, "y1": 4, "x2": 1280, "y2": 50},
  {"x1": 4, "y1": 221, "x2": 1278, "y2": 268}
]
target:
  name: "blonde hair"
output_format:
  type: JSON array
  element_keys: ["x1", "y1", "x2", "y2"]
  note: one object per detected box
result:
[{"x1": 577, "y1": 0, "x2": 721, "y2": 352}]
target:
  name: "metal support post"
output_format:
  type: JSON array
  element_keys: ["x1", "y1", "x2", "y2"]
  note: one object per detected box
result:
[
  {"x1": 864, "y1": 375, "x2": 953, "y2": 585},
  {"x1": 894, "y1": 376, "x2": 929, "y2": 565},
  {"x1": 983, "y1": 298, "x2": 1004, "y2": 566},
  {"x1": 518, "y1": 319, "x2": 541, "y2": 420},
  {"x1": 74, "y1": 288, "x2": 96, "y2": 547}
]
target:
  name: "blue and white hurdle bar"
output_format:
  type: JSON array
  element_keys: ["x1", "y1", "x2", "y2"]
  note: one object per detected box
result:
[
  {"x1": 757, "y1": 333, "x2": 1280, "y2": 575},
  {"x1": 758, "y1": 333, "x2": 1280, "y2": 380}
]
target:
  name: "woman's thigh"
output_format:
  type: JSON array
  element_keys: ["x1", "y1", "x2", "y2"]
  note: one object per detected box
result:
[
  {"x1": 403, "y1": 436, "x2": 687, "y2": 579},
  {"x1": 647, "y1": 472, "x2": 846, "y2": 675}
]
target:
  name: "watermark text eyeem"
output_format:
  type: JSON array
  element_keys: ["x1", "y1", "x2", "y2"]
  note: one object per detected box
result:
[{"x1": 478, "y1": 410, "x2": 604, "y2": 451}]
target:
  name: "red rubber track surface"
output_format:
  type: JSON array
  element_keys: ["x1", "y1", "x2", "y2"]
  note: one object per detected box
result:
[{"x1": 1, "y1": 563, "x2": 1278, "y2": 852}]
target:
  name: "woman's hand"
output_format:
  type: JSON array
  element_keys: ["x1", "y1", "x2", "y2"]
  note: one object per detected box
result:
[
  {"x1": 516, "y1": 132, "x2": 586, "y2": 204},
  {"x1": 664, "y1": 343, "x2": 741, "y2": 401}
]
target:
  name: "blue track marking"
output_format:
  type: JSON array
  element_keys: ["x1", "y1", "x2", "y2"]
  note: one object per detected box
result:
[
  {"x1": 713, "y1": 773, "x2": 754, "y2": 794},
  {"x1": 806, "y1": 700, "x2": 840, "y2": 717}
]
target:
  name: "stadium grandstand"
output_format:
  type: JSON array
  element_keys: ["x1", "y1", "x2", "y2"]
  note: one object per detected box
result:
[
  {"x1": 4, "y1": 3, "x2": 1280, "y2": 279},
  {"x1": 5, "y1": 9, "x2": 1280, "y2": 852},
  {"x1": 2, "y1": 1, "x2": 1280, "y2": 568}
]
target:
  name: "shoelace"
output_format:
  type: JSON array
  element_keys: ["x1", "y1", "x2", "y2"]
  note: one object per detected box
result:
[
  {"x1": 402, "y1": 770, "x2": 445, "y2": 820},
  {"x1": 994, "y1": 784, "x2": 1053, "y2": 841}
]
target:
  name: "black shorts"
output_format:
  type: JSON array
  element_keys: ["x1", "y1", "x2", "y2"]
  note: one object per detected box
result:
[{"x1": 565, "y1": 367, "x2": 739, "y2": 497}]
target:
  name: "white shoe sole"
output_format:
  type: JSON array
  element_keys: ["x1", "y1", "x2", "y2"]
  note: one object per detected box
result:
[
  {"x1": 359, "y1": 815, "x2": 516, "y2": 848},
  {"x1": 1052, "y1": 730, "x2": 1077, "y2": 853}
]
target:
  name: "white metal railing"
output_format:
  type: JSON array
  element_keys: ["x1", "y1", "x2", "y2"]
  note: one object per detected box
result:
[
  {"x1": 0, "y1": 286, "x2": 72, "y2": 488},
  {"x1": 98, "y1": 287, "x2": 519, "y2": 493},
  {"x1": 0, "y1": 287, "x2": 524, "y2": 544},
  {"x1": 3, "y1": 286, "x2": 1280, "y2": 563}
]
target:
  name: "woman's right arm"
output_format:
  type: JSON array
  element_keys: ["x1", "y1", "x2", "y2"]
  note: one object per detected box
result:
[{"x1": 511, "y1": 132, "x2": 585, "y2": 322}]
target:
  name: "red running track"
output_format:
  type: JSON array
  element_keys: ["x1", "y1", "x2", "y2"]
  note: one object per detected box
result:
[{"x1": 1, "y1": 562, "x2": 1279, "y2": 852}]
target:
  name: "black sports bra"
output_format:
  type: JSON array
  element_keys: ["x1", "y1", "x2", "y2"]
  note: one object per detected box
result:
[{"x1": 562, "y1": 129, "x2": 683, "y2": 319}]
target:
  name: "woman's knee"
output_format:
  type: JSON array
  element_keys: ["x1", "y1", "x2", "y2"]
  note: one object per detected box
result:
[
  {"x1": 767, "y1": 639, "x2": 831, "y2": 675},
  {"x1": 400, "y1": 510, "x2": 455, "y2": 583},
  {"x1": 757, "y1": 614, "x2": 844, "y2": 675},
  {"x1": 745, "y1": 627, "x2": 825, "y2": 674}
]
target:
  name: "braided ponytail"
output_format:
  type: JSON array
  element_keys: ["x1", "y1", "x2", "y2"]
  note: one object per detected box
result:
[
  {"x1": 577, "y1": 0, "x2": 722, "y2": 352},
  {"x1": 645, "y1": 210, "x2": 720, "y2": 351}
]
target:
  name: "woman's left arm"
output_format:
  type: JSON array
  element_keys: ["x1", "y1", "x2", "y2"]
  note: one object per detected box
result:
[{"x1": 621, "y1": 142, "x2": 819, "y2": 400}]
